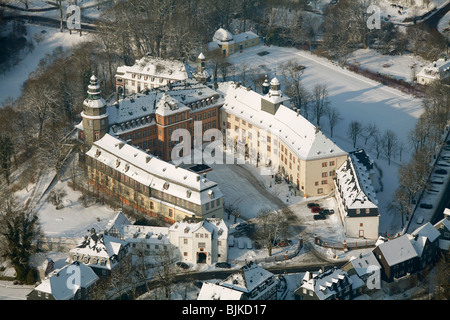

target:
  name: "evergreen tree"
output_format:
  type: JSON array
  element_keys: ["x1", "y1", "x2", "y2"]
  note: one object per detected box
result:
[{"x1": 0, "y1": 134, "x2": 14, "y2": 185}]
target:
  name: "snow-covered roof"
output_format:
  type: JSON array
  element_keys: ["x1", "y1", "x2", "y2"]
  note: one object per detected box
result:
[
  {"x1": 233, "y1": 31, "x2": 259, "y2": 43},
  {"x1": 220, "y1": 262, "x2": 274, "y2": 294},
  {"x1": 155, "y1": 93, "x2": 190, "y2": 117},
  {"x1": 411, "y1": 222, "x2": 441, "y2": 244},
  {"x1": 335, "y1": 155, "x2": 378, "y2": 211},
  {"x1": 417, "y1": 58, "x2": 450, "y2": 80},
  {"x1": 33, "y1": 262, "x2": 98, "y2": 300},
  {"x1": 217, "y1": 81, "x2": 346, "y2": 161},
  {"x1": 376, "y1": 235, "x2": 418, "y2": 266},
  {"x1": 123, "y1": 224, "x2": 170, "y2": 245},
  {"x1": 213, "y1": 28, "x2": 234, "y2": 43},
  {"x1": 116, "y1": 56, "x2": 189, "y2": 81},
  {"x1": 86, "y1": 134, "x2": 222, "y2": 206},
  {"x1": 348, "y1": 252, "x2": 381, "y2": 278},
  {"x1": 107, "y1": 80, "x2": 220, "y2": 134},
  {"x1": 105, "y1": 212, "x2": 132, "y2": 237},
  {"x1": 198, "y1": 282, "x2": 243, "y2": 300},
  {"x1": 169, "y1": 218, "x2": 227, "y2": 240},
  {"x1": 70, "y1": 229, "x2": 128, "y2": 264},
  {"x1": 300, "y1": 267, "x2": 352, "y2": 300}
]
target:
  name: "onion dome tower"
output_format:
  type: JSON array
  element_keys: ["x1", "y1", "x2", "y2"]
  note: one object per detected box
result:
[{"x1": 81, "y1": 75, "x2": 109, "y2": 149}]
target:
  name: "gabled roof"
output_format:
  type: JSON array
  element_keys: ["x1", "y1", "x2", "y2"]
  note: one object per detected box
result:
[
  {"x1": 105, "y1": 212, "x2": 132, "y2": 237},
  {"x1": 376, "y1": 235, "x2": 418, "y2": 266},
  {"x1": 299, "y1": 267, "x2": 352, "y2": 300},
  {"x1": 411, "y1": 222, "x2": 441, "y2": 244},
  {"x1": 169, "y1": 218, "x2": 228, "y2": 240},
  {"x1": 220, "y1": 262, "x2": 274, "y2": 294},
  {"x1": 32, "y1": 262, "x2": 98, "y2": 300}
]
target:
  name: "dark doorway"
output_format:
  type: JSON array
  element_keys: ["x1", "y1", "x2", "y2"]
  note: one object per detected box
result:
[{"x1": 197, "y1": 252, "x2": 207, "y2": 264}]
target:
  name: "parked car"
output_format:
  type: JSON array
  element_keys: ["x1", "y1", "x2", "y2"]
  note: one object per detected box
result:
[
  {"x1": 320, "y1": 209, "x2": 335, "y2": 215},
  {"x1": 431, "y1": 176, "x2": 444, "y2": 184},
  {"x1": 278, "y1": 239, "x2": 292, "y2": 247},
  {"x1": 307, "y1": 203, "x2": 320, "y2": 208},
  {"x1": 416, "y1": 217, "x2": 424, "y2": 224},
  {"x1": 176, "y1": 262, "x2": 190, "y2": 269},
  {"x1": 215, "y1": 262, "x2": 231, "y2": 268},
  {"x1": 435, "y1": 169, "x2": 447, "y2": 175},
  {"x1": 311, "y1": 207, "x2": 323, "y2": 213},
  {"x1": 437, "y1": 161, "x2": 450, "y2": 167},
  {"x1": 419, "y1": 203, "x2": 433, "y2": 209},
  {"x1": 313, "y1": 214, "x2": 326, "y2": 220}
]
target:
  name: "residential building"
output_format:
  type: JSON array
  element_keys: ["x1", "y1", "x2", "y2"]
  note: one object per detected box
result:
[
  {"x1": 26, "y1": 262, "x2": 98, "y2": 300},
  {"x1": 197, "y1": 282, "x2": 246, "y2": 300},
  {"x1": 341, "y1": 252, "x2": 381, "y2": 296},
  {"x1": 85, "y1": 134, "x2": 224, "y2": 223},
  {"x1": 373, "y1": 235, "x2": 419, "y2": 282},
  {"x1": 208, "y1": 28, "x2": 259, "y2": 57},
  {"x1": 67, "y1": 228, "x2": 131, "y2": 277},
  {"x1": 416, "y1": 58, "x2": 450, "y2": 85},
  {"x1": 199, "y1": 262, "x2": 277, "y2": 300},
  {"x1": 115, "y1": 55, "x2": 191, "y2": 95},
  {"x1": 434, "y1": 209, "x2": 450, "y2": 251},
  {"x1": 294, "y1": 267, "x2": 353, "y2": 300},
  {"x1": 168, "y1": 218, "x2": 228, "y2": 265},
  {"x1": 334, "y1": 150, "x2": 379, "y2": 239},
  {"x1": 409, "y1": 222, "x2": 441, "y2": 270}
]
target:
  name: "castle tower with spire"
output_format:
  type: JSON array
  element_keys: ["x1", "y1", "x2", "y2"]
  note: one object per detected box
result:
[
  {"x1": 81, "y1": 75, "x2": 109, "y2": 150},
  {"x1": 193, "y1": 52, "x2": 210, "y2": 84}
]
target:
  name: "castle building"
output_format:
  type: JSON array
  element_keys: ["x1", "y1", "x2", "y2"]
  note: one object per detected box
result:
[
  {"x1": 85, "y1": 134, "x2": 223, "y2": 223},
  {"x1": 77, "y1": 63, "x2": 348, "y2": 202}
]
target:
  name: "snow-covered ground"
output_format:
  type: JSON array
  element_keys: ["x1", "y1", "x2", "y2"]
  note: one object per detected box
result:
[
  {"x1": 0, "y1": 24, "x2": 91, "y2": 106},
  {"x1": 348, "y1": 49, "x2": 430, "y2": 82}
]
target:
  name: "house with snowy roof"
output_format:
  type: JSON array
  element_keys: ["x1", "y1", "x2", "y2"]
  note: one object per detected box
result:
[
  {"x1": 168, "y1": 218, "x2": 228, "y2": 265},
  {"x1": 197, "y1": 282, "x2": 246, "y2": 300},
  {"x1": 434, "y1": 210, "x2": 450, "y2": 251},
  {"x1": 85, "y1": 134, "x2": 224, "y2": 223},
  {"x1": 373, "y1": 235, "x2": 419, "y2": 282},
  {"x1": 105, "y1": 211, "x2": 132, "y2": 240},
  {"x1": 123, "y1": 224, "x2": 173, "y2": 257},
  {"x1": 409, "y1": 222, "x2": 441, "y2": 270},
  {"x1": 68, "y1": 228, "x2": 131, "y2": 277},
  {"x1": 208, "y1": 28, "x2": 259, "y2": 57},
  {"x1": 334, "y1": 150, "x2": 379, "y2": 239},
  {"x1": 217, "y1": 79, "x2": 348, "y2": 197},
  {"x1": 27, "y1": 262, "x2": 98, "y2": 300},
  {"x1": 416, "y1": 58, "x2": 450, "y2": 85},
  {"x1": 115, "y1": 55, "x2": 191, "y2": 96},
  {"x1": 294, "y1": 267, "x2": 353, "y2": 300},
  {"x1": 342, "y1": 252, "x2": 381, "y2": 295},
  {"x1": 200, "y1": 262, "x2": 277, "y2": 300}
]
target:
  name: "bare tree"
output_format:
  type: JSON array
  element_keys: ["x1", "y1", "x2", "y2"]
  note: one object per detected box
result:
[
  {"x1": 254, "y1": 208, "x2": 289, "y2": 257},
  {"x1": 381, "y1": 129, "x2": 398, "y2": 165},
  {"x1": 312, "y1": 84, "x2": 330, "y2": 127},
  {"x1": 326, "y1": 106, "x2": 342, "y2": 138},
  {"x1": 347, "y1": 120, "x2": 362, "y2": 149},
  {"x1": 361, "y1": 122, "x2": 379, "y2": 145}
]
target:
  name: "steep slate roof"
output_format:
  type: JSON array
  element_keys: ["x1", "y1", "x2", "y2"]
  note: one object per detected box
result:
[{"x1": 300, "y1": 267, "x2": 352, "y2": 300}]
